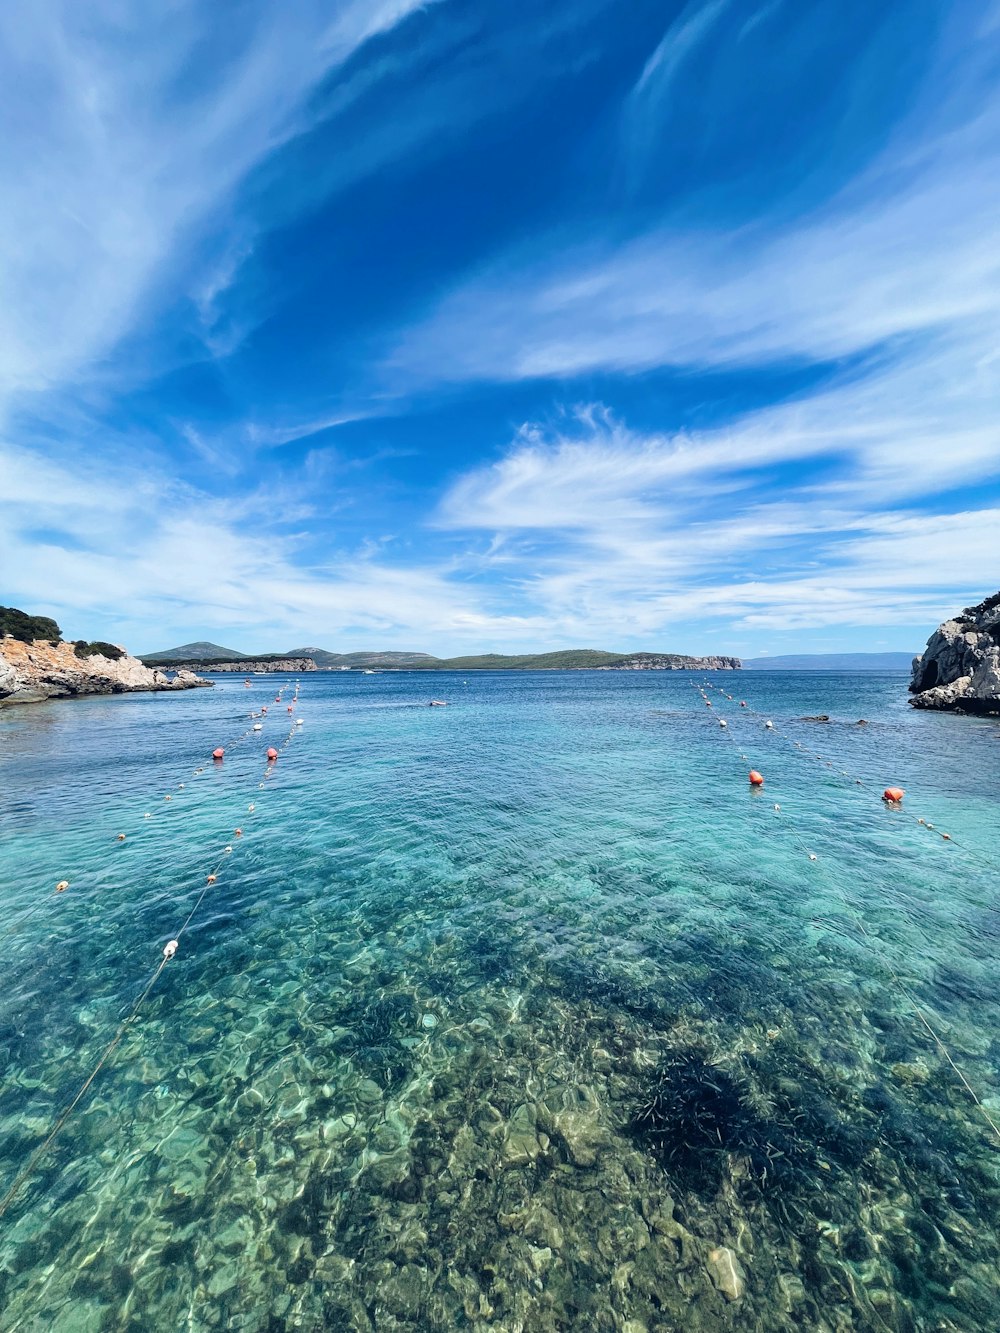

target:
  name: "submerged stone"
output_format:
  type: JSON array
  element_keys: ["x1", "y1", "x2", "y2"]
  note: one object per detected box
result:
[{"x1": 707, "y1": 1245, "x2": 746, "y2": 1301}]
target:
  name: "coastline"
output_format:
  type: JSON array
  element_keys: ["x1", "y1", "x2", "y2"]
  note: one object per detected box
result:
[{"x1": 0, "y1": 637, "x2": 211, "y2": 707}]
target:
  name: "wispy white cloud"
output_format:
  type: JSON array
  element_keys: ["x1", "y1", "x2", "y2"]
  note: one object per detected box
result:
[
  {"x1": 390, "y1": 8, "x2": 1000, "y2": 395},
  {"x1": 623, "y1": 0, "x2": 730, "y2": 180},
  {"x1": 0, "y1": 0, "x2": 430, "y2": 416},
  {"x1": 393, "y1": 116, "x2": 1000, "y2": 385},
  {"x1": 0, "y1": 437, "x2": 539, "y2": 652},
  {"x1": 435, "y1": 403, "x2": 1000, "y2": 644}
]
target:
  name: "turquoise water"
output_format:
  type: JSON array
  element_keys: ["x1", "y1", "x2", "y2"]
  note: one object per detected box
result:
[{"x1": 1, "y1": 669, "x2": 999, "y2": 1331}]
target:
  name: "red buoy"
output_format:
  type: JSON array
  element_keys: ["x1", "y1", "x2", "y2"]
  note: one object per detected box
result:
[
  {"x1": 266, "y1": 747, "x2": 278, "y2": 761},
  {"x1": 883, "y1": 787, "x2": 904, "y2": 803},
  {"x1": 212, "y1": 747, "x2": 224, "y2": 759},
  {"x1": 749, "y1": 770, "x2": 764, "y2": 787}
]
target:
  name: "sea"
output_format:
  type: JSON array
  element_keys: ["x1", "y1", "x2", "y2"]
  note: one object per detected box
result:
[{"x1": 0, "y1": 668, "x2": 998, "y2": 1332}]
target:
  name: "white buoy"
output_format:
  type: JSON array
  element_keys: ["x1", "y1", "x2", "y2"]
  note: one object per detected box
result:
[{"x1": 253, "y1": 723, "x2": 262, "y2": 731}]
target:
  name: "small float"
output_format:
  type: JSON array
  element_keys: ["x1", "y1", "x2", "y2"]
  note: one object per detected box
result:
[{"x1": 428, "y1": 700, "x2": 449, "y2": 707}]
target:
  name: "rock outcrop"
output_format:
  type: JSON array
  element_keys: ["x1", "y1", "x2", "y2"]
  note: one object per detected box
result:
[
  {"x1": 191, "y1": 658, "x2": 316, "y2": 673},
  {"x1": 909, "y1": 593, "x2": 1000, "y2": 715},
  {"x1": 599, "y1": 654, "x2": 742, "y2": 671},
  {"x1": 0, "y1": 637, "x2": 212, "y2": 706}
]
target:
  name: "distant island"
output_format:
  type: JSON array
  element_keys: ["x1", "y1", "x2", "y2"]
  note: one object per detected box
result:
[
  {"x1": 743, "y1": 652, "x2": 915, "y2": 671},
  {"x1": 141, "y1": 642, "x2": 742, "y2": 672}
]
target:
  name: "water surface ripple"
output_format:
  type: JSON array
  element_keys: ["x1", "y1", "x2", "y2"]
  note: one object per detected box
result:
[{"x1": 1, "y1": 670, "x2": 998, "y2": 1331}]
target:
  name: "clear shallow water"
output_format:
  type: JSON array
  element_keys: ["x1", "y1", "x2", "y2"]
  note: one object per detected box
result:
[{"x1": 0, "y1": 669, "x2": 998, "y2": 1331}]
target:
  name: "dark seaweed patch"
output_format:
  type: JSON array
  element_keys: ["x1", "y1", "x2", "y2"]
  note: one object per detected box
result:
[
  {"x1": 631, "y1": 1049, "x2": 809, "y2": 1195},
  {"x1": 545, "y1": 956, "x2": 671, "y2": 1024},
  {"x1": 463, "y1": 929, "x2": 521, "y2": 984},
  {"x1": 336, "y1": 994, "x2": 415, "y2": 1091}
]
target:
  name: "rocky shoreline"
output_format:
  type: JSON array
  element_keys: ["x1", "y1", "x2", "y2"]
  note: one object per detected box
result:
[
  {"x1": 0, "y1": 637, "x2": 212, "y2": 706},
  {"x1": 909, "y1": 592, "x2": 1000, "y2": 715},
  {"x1": 183, "y1": 657, "x2": 317, "y2": 673},
  {"x1": 597, "y1": 653, "x2": 742, "y2": 671}
]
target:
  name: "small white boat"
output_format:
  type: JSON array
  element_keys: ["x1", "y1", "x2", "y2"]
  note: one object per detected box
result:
[{"x1": 429, "y1": 700, "x2": 448, "y2": 707}]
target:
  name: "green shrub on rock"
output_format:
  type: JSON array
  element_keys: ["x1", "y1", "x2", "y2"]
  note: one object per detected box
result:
[
  {"x1": 73, "y1": 640, "x2": 125, "y2": 661},
  {"x1": 0, "y1": 606, "x2": 63, "y2": 643}
]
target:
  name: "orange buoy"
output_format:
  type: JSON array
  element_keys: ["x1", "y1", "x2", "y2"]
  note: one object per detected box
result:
[
  {"x1": 287, "y1": 705, "x2": 293, "y2": 713},
  {"x1": 234, "y1": 828, "x2": 243, "y2": 837},
  {"x1": 206, "y1": 873, "x2": 217, "y2": 884},
  {"x1": 749, "y1": 770, "x2": 764, "y2": 787},
  {"x1": 882, "y1": 787, "x2": 904, "y2": 803},
  {"x1": 266, "y1": 747, "x2": 278, "y2": 761},
  {"x1": 117, "y1": 833, "x2": 126, "y2": 841},
  {"x1": 213, "y1": 747, "x2": 224, "y2": 760}
]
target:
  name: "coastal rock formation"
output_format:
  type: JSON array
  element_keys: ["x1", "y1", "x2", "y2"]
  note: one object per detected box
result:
[
  {"x1": 188, "y1": 657, "x2": 317, "y2": 673},
  {"x1": 0, "y1": 637, "x2": 211, "y2": 706},
  {"x1": 600, "y1": 653, "x2": 741, "y2": 671},
  {"x1": 909, "y1": 592, "x2": 1000, "y2": 715}
]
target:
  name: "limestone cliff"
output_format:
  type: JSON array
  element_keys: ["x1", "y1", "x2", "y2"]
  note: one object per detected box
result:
[
  {"x1": 597, "y1": 653, "x2": 742, "y2": 671},
  {"x1": 0, "y1": 637, "x2": 212, "y2": 706},
  {"x1": 909, "y1": 593, "x2": 1000, "y2": 715},
  {"x1": 190, "y1": 658, "x2": 317, "y2": 673}
]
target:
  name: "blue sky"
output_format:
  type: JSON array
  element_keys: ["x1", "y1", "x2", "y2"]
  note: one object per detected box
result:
[{"x1": 2, "y1": 0, "x2": 999, "y2": 657}]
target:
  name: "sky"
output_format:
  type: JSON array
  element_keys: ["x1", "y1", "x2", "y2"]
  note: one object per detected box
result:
[{"x1": 1, "y1": 0, "x2": 999, "y2": 658}]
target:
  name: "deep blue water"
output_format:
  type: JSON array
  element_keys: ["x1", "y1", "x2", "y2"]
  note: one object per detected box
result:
[{"x1": 1, "y1": 669, "x2": 998, "y2": 1331}]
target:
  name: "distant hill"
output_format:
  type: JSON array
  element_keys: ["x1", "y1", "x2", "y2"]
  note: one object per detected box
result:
[
  {"x1": 139, "y1": 643, "x2": 743, "y2": 671},
  {"x1": 143, "y1": 641, "x2": 245, "y2": 661},
  {"x1": 406, "y1": 649, "x2": 624, "y2": 670},
  {"x1": 743, "y1": 652, "x2": 915, "y2": 671},
  {"x1": 286, "y1": 648, "x2": 437, "y2": 668},
  {"x1": 405, "y1": 650, "x2": 740, "y2": 671}
]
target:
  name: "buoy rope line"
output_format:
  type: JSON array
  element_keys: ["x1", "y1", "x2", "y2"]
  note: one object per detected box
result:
[
  {"x1": 701, "y1": 680, "x2": 965, "y2": 849},
  {"x1": 692, "y1": 682, "x2": 1000, "y2": 1149},
  {"x1": 700, "y1": 681, "x2": 1000, "y2": 942},
  {"x1": 4, "y1": 680, "x2": 301, "y2": 939},
  {"x1": 0, "y1": 703, "x2": 304, "y2": 1220}
]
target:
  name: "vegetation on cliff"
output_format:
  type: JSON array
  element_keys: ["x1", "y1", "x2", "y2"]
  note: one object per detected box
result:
[
  {"x1": 141, "y1": 652, "x2": 313, "y2": 669},
  {"x1": 73, "y1": 640, "x2": 124, "y2": 660},
  {"x1": 0, "y1": 606, "x2": 62, "y2": 643}
]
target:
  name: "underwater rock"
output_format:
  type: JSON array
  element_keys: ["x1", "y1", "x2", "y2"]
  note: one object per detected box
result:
[
  {"x1": 890, "y1": 1060, "x2": 930, "y2": 1087},
  {"x1": 502, "y1": 1103, "x2": 543, "y2": 1165},
  {"x1": 540, "y1": 1084, "x2": 607, "y2": 1168},
  {"x1": 706, "y1": 1245, "x2": 746, "y2": 1301}
]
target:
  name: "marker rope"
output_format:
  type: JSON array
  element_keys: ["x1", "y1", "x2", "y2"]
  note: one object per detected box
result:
[
  {"x1": 4, "y1": 681, "x2": 299, "y2": 939},
  {"x1": 0, "y1": 685, "x2": 304, "y2": 1219},
  {"x1": 692, "y1": 680, "x2": 1000, "y2": 1148}
]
